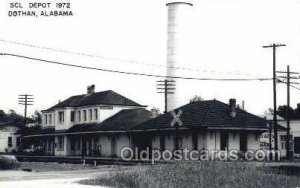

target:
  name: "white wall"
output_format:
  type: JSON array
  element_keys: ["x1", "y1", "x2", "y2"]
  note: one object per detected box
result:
[
  {"x1": 152, "y1": 134, "x2": 160, "y2": 150},
  {"x1": 0, "y1": 126, "x2": 19, "y2": 153},
  {"x1": 182, "y1": 134, "x2": 193, "y2": 150},
  {"x1": 247, "y1": 132, "x2": 260, "y2": 150},
  {"x1": 43, "y1": 105, "x2": 140, "y2": 131},
  {"x1": 54, "y1": 135, "x2": 71, "y2": 156},
  {"x1": 116, "y1": 134, "x2": 130, "y2": 157},
  {"x1": 165, "y1": 135, "x2": 175, "y2": 151},
  {"x1": 99, "y1": 106, "x2": 137, "y2": 122},
  {"x1": 228, "y1": 132, "x2": 240, "y2": 150},
  {"x1": 206, "y1": 130, "x2": 220, "y2": 150},
  {"x1": 197, "y1": 133, "x2": 206, "y2": 150},
  {"x1": 99, "y1": 135, "x2": 111, "y2": 157}
]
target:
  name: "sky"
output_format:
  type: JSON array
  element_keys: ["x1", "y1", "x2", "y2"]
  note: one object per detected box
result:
[{"x1": 0, "y1": 0, "x2": 299, "y2": 116}]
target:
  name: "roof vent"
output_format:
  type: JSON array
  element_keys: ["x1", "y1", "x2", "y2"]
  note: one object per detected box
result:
[
  {"x1": 229, "y1": 98, "x2": 237, "y2": 118},
  {"x1": 87, "y1": 85, "x2": 95, "y2": 94}
]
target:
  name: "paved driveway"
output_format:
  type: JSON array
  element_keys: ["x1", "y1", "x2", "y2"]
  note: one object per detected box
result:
[{"x1": 0, "y1": 169, "x2": 108, "y2": 188}]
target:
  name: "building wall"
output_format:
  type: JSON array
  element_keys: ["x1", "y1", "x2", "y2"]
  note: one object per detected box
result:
[
  {"x1": 206, "y1": 130, "x2": 220, "y2": 150},
  {"x1": 152, "y1": 134, "x2": 160, "y2": 150},
  {"x1": 0, "y1": 126, "x2": 19, "y2": 153},
  {"x1": 228, "y1": 132, "x2": 240, "y2": 150},
  {"x1": 54, "y1": 135, "x2": 71, "y2": 156},
  {"x1": 50, "y1": 130, "x2": 263, "y2": 158},
  {"x1": 43, "y1": 105, "x2": 139, "y2": 131},
  {"x1": 247, "y1": 132, "x2": 260, "y2": 150},
  {"x1": 165, "y1": 135, "x2": 176, "y2": 151},
  {"x1": 99, "y1": 135, "x2": 111, "y2": 157},
  {"x1": 115, "y1": 134, "x2": 130, "y2": 157},
  {"x1": 182, "y1": 134, "x2": 193, "y2": 150},
  {"x1": 197, "y1": 132, "x2": 206, "y2": 150}
]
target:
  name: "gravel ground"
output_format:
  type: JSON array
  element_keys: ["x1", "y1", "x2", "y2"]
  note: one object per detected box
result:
[{"x1": 0, "y1": 162, "x2": 130, "y2": 188}]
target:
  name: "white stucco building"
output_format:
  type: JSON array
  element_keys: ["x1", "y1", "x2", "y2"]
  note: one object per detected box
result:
[
  {"x1": 22, "y1": 85, "x2": 152, "y2": 157},
  {"x1": 0, "y1": 121, "x2": 20, "y2": 153},
  {"x1": 133, "y1": 99, "x2": 268, "y2": 155},
  {"x1": 22, "y1": 86, "x2": 268, "y2": 159}
]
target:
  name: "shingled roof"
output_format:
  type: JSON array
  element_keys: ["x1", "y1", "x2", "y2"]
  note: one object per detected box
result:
[
  {"x1": 44, "y1": 90, "x2": 144, "y2": 111},
  {"x1": 134, "y1": 100, "x2": 268, "y2": 130},
  {"x1": 67, "y1": 108, "x2": 152, "y2": 133},
  {"x1": 21, "y1": 126, "x2": 55, "y2": 136},
  {"x1": 0, "y1": 121, "x2": 21, "y2": 129}
]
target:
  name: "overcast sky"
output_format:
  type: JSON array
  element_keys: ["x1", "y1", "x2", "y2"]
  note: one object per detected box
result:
[{"x1": 0, "y1": 0, "x2": 299, "y2": 116}]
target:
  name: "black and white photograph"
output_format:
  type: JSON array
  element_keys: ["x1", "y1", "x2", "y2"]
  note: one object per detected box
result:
[{"x1": 0, "y1": 0, "x2": 300, "y2": 187}]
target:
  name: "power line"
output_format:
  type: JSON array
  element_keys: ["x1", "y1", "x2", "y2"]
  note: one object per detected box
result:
[
  {"x1": 18, "y1": 94, "x2": 34, "y2": 126},
  {"x1": 0, "y1": 38, "x2": 268, "y2": 77},
  {"x1": 0, "y1": 53, "x2": 273, "y2": 81},
  {"x1": 291, "y1": 84, "x2": 300, "y2": 91},
  {"x1": 276, "y1": 65, "x2": 299, "y2": 159},
  {"x1": 157, "y1": 80, "x2": 176, "y2": 113},
  {"x1": 262, "y1": 43, "x2": 286, "y2": 155}
]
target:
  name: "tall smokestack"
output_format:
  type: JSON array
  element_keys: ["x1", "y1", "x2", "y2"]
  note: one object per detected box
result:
[{"x1": 166, "y1": 1, "x2": 193, "y2": 111}]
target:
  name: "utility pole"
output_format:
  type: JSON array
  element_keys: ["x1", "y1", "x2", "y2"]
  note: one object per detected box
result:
[
  {"x1": 263, "y1": 43, "x2": 285, "y2": 155},
  {"x1": 157, "y1": 80, "x2": 175, "y2": 114},
  {"x1": 277, "y1": 66, "x2": 299, "y2": 159},
  {"x1": 18, "y1": 94, "x2": 34, "y2": 126}
]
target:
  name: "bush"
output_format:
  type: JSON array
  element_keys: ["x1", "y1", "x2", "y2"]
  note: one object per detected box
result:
[
  {"x1": 81, "y1": 162, "x2": 300, "y2": 188},
  {"x1": 0, "y1": 155, "x2": 20, "y2": 170}
]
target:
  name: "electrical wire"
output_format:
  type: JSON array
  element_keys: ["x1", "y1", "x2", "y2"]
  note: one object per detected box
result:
[
  {"x1": 0, "y1": 53, "x2": 273, "y2": 81},
  {"x1": 0, "y1": 38, "x2": 268, "y2": 77}
]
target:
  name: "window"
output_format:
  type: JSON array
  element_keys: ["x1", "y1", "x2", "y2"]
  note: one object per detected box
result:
[
  {"x1": 49, "y1": 114, "x2": 52, "y2": 125},
  {"x1": 58, "y1": 136, "x2": 64, "y2": 150},
  {"x1": 178, "y1": 137, "x2": 183, "y2": 150},
  {"x1": 16, "y1": 137, "x2": 20, "y2": 147},
  {"x1": 240, "y1": 132, "x2": 247, "y2": 152},
  {"x1": 71, "y1": 138, "x2": 76, "y2": 150},
  {"x1": 160, "y1": 135, "x2": 165, "y2": 151},
  {"x1": 77, "y1": 111, "x2": 81, "y2": 122},
  {"x1": 220, "y1": 132, "x2": 229, "y2": 151},
  {"x1": 209, "y1": 131, "x2": 214, "y2": 139},
  {"x1": 48, "y1": 140, "x2": 52, "y2": 150},
  {"x1": 89, "y1": 109, "x2": 93, "y2": 121},
  {"x1": 71, "y1": 111, "x2": 75, "y2": 122},
  {"x1": 58, "y1": 111, "x2": 64, "y2": 123},
  {"x1": 192, "y1": 134, "x2": 198, "y2": 150},
  {"x1": 294, "y1": 137, "x2": 300, "y2": 154},
  {"x1": 45, "y1": 114, "x2": 48, "y2": 125},
  {"x1": 83, "y1": 110, "x2": 87, "y2": 121},
  {"x1": 94, "y1": 109, "x2": 98, "y2": 120},
  {"x1": 8, "y1": 137, "x2": 12, "y2": 147},
  {"x1": 76, "y1": 139, "x2": 81, "y2": 150},
  {"x1": 280, "y1": 135, "x2": 293, "y2": 150}
]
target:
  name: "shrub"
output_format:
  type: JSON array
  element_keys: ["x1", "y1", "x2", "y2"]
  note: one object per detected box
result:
[
  {"x1": 0, "y1": 155, "x2": 20, "y2": 170},
  {"x1": 81, "y1": 162, "x2": 300, "y2": 188}
]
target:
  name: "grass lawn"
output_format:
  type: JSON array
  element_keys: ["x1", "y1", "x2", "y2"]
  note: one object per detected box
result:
[
  {"x1": 80, "y1": 161, "x2": 300, "y2": 188},
  {"x1": 18, "y1": 162, "x2": 124, "y2": 172}
]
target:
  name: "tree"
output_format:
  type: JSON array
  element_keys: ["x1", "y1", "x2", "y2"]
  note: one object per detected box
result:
[
  {"x1": 264, "y1": 108, "x2": 274, "y2": 116},
  {"x1": 0, "y1": 110, "x2": 7, "y2": 121},
  {"x1": 277, "y1": 105, "x2": 294, "y2": 119},
  {"x1": 150, "y1": 107, "x2": 161, "y2": 118},
  {"x1": 190, "y1": 95, "x2": 204, "y2": 103},
  {"x1": 32, "y1": 110, "x2": 42, "y2": 125}
]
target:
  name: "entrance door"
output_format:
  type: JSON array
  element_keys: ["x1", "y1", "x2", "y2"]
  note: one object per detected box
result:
[
  {"x1": 132, "y1": 133, "x2": 152, "y2": 159},
  {"x1": 160, "y1": 135, "x2": 165, "y2": 151},
  {"x1": 294, "y1": 137, "x2": 300, "y2": 154},
  {"x1": 240, "y1": 132, "x2": 248, "y2": 152},
  {"x1": 111, "y1": 137, "x2": 117, "y2": 157},
  {"x1": 220, "y1": 132, "x2": 229, "y2": 150}
]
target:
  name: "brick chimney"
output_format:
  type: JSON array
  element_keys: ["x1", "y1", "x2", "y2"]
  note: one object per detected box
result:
[
  {"x1": 87, "y1": 85, "x2": 95, "y2": 94},
  {"x1": 229, "y1": 98, "x2": 237, "y2": 118}
]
